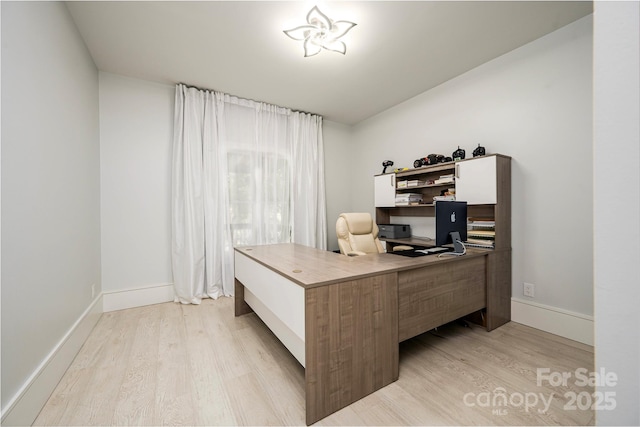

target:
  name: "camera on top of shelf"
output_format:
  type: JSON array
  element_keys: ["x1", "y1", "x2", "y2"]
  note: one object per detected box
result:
[{"x1": 413, "y1": 154, "x2": 451, "y2": 168}]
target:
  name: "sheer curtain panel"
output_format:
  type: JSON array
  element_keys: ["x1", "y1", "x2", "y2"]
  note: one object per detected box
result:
[
  {"x1": 171, "y1": 85, "x2": 326, "y2": 304},
  {"x1": 171, "y1": 87, "x2": 208, "y2": 304},
  {"x1": 290, "y1": 112, "x2": 327, "y2": 248}
]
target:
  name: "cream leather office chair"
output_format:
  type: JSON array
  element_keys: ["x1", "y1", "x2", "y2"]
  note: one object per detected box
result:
[
  {"x1": 336, "y1": 213, "x2": 385, "y2": 256},
  {"x1": 336, "y1": 213, "x2": 414, "y2": 256}
]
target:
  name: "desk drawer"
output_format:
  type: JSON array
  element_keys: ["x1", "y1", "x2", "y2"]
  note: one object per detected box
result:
[{"x1": 398, "y1": 256, "x2": 486, "y2": 342}]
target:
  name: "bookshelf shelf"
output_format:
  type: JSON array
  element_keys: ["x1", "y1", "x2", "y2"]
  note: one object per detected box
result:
[
  {"x1": 394, "y1": 203, "x2": 435, "y2": 207},
  {"x1": 396, "y1": 182, "x2": 453, "y2": 191},
  {"x1": 375, "y1": 154, "x2": 511, "y2": 251}
]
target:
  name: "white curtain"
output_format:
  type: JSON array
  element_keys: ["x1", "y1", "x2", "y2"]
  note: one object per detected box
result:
[
  {"x1": 291, "y1": 112, "x2": 327, "y2": 248},
  {"x1": 172, "y1": 85, "x2": 326, "y2": 304}
]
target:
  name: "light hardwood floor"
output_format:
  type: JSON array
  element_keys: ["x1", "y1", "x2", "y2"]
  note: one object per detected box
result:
[{"x1": 34, "y1": 297, "x2": 594, "y2": 426}]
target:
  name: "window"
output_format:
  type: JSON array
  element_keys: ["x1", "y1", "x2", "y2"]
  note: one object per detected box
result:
[{"x1": 227, "y1": 149, "x2": 290, "y2": 247}]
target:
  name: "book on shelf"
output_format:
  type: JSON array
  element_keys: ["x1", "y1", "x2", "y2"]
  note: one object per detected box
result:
[
  {"x1": 434, "y1": 177, "x2": 455, "y2": 185},
  {"x1": 434, "y1": 186, "x2": 456, "y2": 202},
  {"x1": 433, "y1": 195, "x2": 456, "y2": 201},
  {"x1": 395, "y1": 201, "x2": 425, "y2": 206},
  {"x1": 468, "y1": 218, "x2": 495, "y2": 229},
  {"x1": 469, "y1": 216, "x2": 494, "y2": 221},
  {"x1": 465, "y1": 239, "x2": 495, "y2": 249},
  {"x1": 467, "y1": 229, "x2": 496, "y2": 237},
  {"x1": 466, "y1": 232, "x2": 494, "y2": 240},
  {"x1": 395, "y1": 193, "x2": 422, "y2": 200},
  {"x1": 395, "y1": 193, "x2": 423, "y2": 205},
  {"x1": 398, "y1": 179, "x2": 427, "y2": 188},
  {"x1": 467, "y1": 216, "x2": 495, "y2": 248}
]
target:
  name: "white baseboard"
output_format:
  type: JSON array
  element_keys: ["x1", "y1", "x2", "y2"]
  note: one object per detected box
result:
[
  {"x1": 102, "y1": 283, "x2": 175, "y2": 312},
  {"x1": 511, "y1": 297, "x2": 594, "y2": 346},
  {"x1": 1, "y1": 294, "x2": 104, "y2": 427}
]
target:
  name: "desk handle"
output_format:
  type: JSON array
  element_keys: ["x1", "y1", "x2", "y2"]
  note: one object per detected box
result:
[{"x1": 455, "y1": 164, "x2": 460, "y2": 179}]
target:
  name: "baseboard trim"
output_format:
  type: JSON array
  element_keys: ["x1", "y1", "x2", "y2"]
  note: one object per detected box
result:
[
  {"x1": 102, "y1": 283, "x2": 175, "y2": 312},
  {"x1": 1, "y1": 294, "x2": 104, "y2": 427},
  {"x1": 511, "y1": 297, "x2": 594, "y2": 346}
]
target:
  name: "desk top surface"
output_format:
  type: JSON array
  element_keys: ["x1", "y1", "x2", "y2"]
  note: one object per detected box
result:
[{"x1": 235, "y1": 243, "x2": 489, "y2": 289}]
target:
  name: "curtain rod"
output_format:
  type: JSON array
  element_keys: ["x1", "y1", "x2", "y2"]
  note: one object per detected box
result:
[{"x1": 177, "y1": 82, "x2": 319, "y2": 118}]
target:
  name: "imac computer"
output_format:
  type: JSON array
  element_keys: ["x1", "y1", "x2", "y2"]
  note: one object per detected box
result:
[
  {"x1": 435, "y1": 201, "x2": 467, "y2": 253},
  {"x1": 388, "y1": 200, "x2": 468, "y2": 258}
]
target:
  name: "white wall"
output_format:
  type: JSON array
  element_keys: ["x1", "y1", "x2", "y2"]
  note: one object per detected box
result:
[
  {"x1": 99, "y1": 73, "x2": 174, "y2": 296},
  {"x1": 348, "y1": 16, "x2": 594, "y2": 319},
  {"x1": 1, "y1": 1, "x2": 101, "y2": 423},
  {"x1": 593, "y1": 2, "x2": 640, "y2": 425}
]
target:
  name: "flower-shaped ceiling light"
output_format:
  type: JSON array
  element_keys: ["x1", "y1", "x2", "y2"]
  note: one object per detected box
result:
[{"x1": 283, "y1": 6, "x2": 356, "y2": 57}]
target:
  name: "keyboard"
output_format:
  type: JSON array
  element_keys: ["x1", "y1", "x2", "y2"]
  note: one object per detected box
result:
[
  {"x1": 415, "y1": 247, "x2": 450, "y2": 254},
  {"x1": 390, "y1": 247, "x2": 453, "y2": 257}
]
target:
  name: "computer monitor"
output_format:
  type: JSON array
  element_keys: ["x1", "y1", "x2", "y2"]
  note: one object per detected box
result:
[{"x1": 435, "y1": 201, "x2": 467, "y2": 247}]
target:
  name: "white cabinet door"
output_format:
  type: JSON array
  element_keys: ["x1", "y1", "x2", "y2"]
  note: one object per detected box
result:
[
  {"x1": 455, "y1": 156, "x2": 497, "y2": 205},
  {"x1": 374, "y1": 174, "x2": 396, "y2": 207}
]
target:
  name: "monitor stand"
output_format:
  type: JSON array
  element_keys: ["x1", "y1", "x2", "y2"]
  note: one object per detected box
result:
[{"x1": 450, "y1": 231, "x2": 464, "y2": 254}]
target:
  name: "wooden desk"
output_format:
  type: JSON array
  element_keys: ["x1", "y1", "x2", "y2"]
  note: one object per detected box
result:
[{"x1": 234, "y1": 243, "x2": 510, "y2": 424}]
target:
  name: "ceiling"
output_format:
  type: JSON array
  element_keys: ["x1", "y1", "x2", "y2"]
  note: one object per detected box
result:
[{"x1": 66, "y1": 1, "x2": 593, "y2": 125}]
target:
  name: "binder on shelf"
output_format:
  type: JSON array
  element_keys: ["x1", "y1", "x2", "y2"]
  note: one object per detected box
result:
[{"x1": 395, "y1": 193, "x2": 423, "y2": 206}]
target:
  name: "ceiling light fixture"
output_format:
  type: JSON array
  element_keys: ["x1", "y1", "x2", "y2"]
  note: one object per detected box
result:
[{"x1": 283, "y1": 6, "x2": 356, "y2": 57}]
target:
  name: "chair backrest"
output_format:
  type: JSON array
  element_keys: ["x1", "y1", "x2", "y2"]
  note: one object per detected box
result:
[{"x1": 336, "y1": 213, "x2": 384, "y2": 255}]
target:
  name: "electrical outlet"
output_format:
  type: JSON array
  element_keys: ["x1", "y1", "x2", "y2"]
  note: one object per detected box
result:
[
  {"x1": 523, "y1": 282, "x2": 535, "y2": 298},
  {"x1": 91, "y1": 284, "x2": 96, "y2": 299}
]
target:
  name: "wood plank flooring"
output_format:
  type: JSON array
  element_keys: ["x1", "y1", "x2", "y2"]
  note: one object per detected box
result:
[{"x1": 34, "y1": 297, "x2": 594, "y2": 426}]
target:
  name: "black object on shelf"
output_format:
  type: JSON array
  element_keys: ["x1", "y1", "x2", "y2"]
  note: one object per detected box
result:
[
  {"x1": 414, "y1": 154, "x2": 446, "y2": 168},
  {"x1": 473, "y1": 144, "x2": 486, "y2": 157},
  {"x1": 452, "y1": 146, "x2": 466, "y2": 161},
  {"x1": 382, "y1": 160, "x2": 394, "y2": 174}
]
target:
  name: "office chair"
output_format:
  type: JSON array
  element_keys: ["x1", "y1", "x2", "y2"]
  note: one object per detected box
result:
[
  {"x1": 336, "y1": 213, "x2": 385, "y2": 256},
  {"x1": 336, "y1": 213, "x2": 414, "y2": 256}
]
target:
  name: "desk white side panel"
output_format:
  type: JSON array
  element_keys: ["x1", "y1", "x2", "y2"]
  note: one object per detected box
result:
[
  {"x1": 243, "y1": 289, "x2": 305, "y2": 366},
  {"x1": 235, "y1": 252, "x2": 305, "y2": 366}
]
